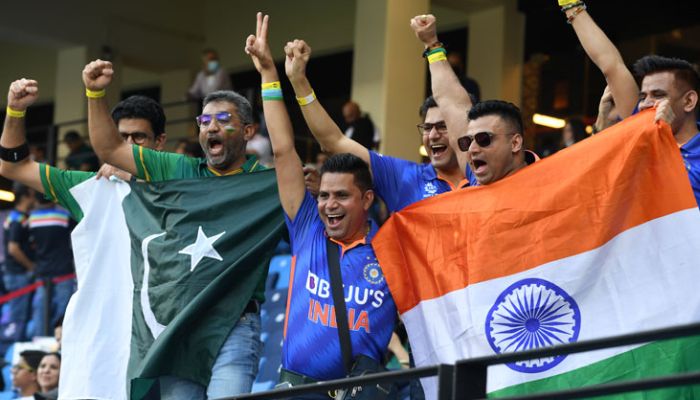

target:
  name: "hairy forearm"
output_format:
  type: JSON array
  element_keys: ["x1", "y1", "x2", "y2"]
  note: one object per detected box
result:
[
  {"x1": 88, "y1": 98, "x2": 124, "y2": 164},
  {"x1": 289, "y1": 76, "x2": 347, "y2": 153}
]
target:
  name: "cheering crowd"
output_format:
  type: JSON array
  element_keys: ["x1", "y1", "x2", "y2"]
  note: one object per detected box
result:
[{"x1": 1, "y1": 1, "x2": 699, "y2": 399}]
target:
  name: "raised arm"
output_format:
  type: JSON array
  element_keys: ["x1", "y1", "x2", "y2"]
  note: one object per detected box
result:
[
  {"x1": 82, "y1": 60, "x2": 138, "y2": 174},
  {"x1": 0, "y1": 79, "x2": 44, "y2": 192},
  {"x1": 284, "y1": 40, "x2": 370, "y2": 166},
  {"x1": 561, "y1": 1, "x2": 638, "y2": 118},
  {"x1": 410, "y1": 15, "x2": 472, "y2": 172},
  {"x1": 245, "y1": 12, "x2": 306, "y2": 219}
]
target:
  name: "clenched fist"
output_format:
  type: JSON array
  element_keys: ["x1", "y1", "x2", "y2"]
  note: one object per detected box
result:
[
  {"x1": 7, "y1": 79, "x2": 39, "y2": 111},
  {"x1": 82, "y1": 59, "x2": 114, "y2": 91},
  {"x1": 284, "y1": 40, "x2": 311, "y2": 83},
  {"x1": 410, "y1": 14, "x2": 438, "y2": 46}
]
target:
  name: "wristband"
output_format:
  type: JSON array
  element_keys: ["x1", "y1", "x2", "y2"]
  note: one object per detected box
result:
[
  {"x1": 561, "y1": 1, "x2": 584, "y2": 11},
  {"x1": 261, "y1": 81, "x2": 281, "y2": 90},
  {"x1": 558, "y1": 0, "x2": 579, "y2": 5},
  {"x1": 0, "y1": 143, "x2": 30, "y2": 162},
  {"x1": 262, "y1": 88, "x2": 283, "y2": 101},
  {"x1": 427, "y1": 49, "x2": 447, "y2": 64},
  {"x1": 566, "y1": 4, "x2": 587, "y2": 24},
  {"x1": 85, "y1": 88, "x2": 106, "y2": 99},
  {"x1": 5, "y1": 106, "x2": 26, "y2": 118},
  {"x1": 296, "y1": 91, "x2": 316, "y2": 106},
  {"x1": 422, "y1": 41, "x2": 444, "y2": 58}
]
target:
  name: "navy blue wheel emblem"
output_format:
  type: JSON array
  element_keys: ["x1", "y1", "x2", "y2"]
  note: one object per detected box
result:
[{"x1": 485, "y1": 278, "x2": 581, "y2": 373}]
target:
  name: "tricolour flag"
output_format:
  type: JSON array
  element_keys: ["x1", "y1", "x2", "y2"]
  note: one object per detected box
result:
[
  {"x1": 373, "y1": 110, "x2": 700, "y2": 399},
  {"x1": 59, "y1": 170, "x2": 284, "y2": 399}
]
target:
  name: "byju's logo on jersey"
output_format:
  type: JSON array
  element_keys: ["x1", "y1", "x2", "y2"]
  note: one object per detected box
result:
[
  {"x1": 423, "y1": 181, "x2": 438, "y2": 198},
  {"x1": 363, "y1": 262, "x2": 384, "y2": 285},
  {"x1": 485, "y1": 278, "x2": 581, "y2": 373}
]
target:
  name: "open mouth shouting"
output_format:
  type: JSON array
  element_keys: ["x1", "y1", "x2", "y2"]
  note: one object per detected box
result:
[
  {"x1": 471, "y1": 158, "x2": 488, "y2": 176},
  {"x1": 207, "y1": 136, "x2": 224, "y2": 157},
  {"x1": 430, "y1": 143, "x2": 448, "y2": 159},
  {"x1": 325, "y1": 213, "x2": 345, "y2": 229}
]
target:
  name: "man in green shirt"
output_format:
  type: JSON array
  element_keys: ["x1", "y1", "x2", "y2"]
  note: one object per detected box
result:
[
  {"x1": 82, "y1": 60, "x2": 268, "y2": 398},
  {"x1": 0, "y1": 79, "x2": 169, "y2": 399}
]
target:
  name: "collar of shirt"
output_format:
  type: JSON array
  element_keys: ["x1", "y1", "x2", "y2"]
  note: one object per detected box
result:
[
  {"x1": 202, "y1": 154, "x2": 261, "y2": 176},
  {"x1": 422, "y1": 163, "x2": 468, "y2": 190},
  {"x1": 680, "y1": 125, "x2": 700, "y2": 154},
  {"x1": 329, "y1": 219, "x2": 379, "y2": 256}
]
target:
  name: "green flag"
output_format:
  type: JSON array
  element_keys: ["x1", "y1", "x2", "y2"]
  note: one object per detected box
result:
[{"x1": 64, "y1": 169, "x2": 283, "y2": 399}]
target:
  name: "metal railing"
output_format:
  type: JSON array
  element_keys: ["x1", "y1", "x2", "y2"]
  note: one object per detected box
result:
[{"x1": 221, "y1": 322, "x2": 700, "y2": 400}]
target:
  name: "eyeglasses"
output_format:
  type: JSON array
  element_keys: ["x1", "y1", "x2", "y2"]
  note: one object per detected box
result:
[
  {"x1": 11, "y1": 363, "x2": 33, "y2": 372},
  {"x1": 120, "y1": 131, "x2": 152, "y2": 145},
  {"x1": 196, "y1": 112, "x2": 233, "y2": 128},
  {"x1": 457, "y1": 132, "x2": 515, "y2": 151},
  {"x1": 417, "y1": 121, "x2": 448, "y2": 136}
]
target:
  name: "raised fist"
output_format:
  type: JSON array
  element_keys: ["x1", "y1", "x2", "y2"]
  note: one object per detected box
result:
[
  {"x1": 245, "y1": 12, "x2": 275, "y2": 73},
  {"x1": 410, "y1": 14, "x2": 438, "y2": 46},
  {"x1": 284, "y1": 40, "x2": 311, "y2": 83},
  {"x1": 82, "y1": 59, "x2": 114, "y2": 91},
  {"x1": 7, "y1": 79, "x2": 39, "y2": 111}
]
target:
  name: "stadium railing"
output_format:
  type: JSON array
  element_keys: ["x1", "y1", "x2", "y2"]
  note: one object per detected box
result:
[{"x1": 222, "y1": 321, "x2": 700, "y2": 400}]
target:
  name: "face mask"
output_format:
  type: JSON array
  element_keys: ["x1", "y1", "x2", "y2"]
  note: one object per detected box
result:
[{"x1": 207, "y1": 60, "x2": 219, "y2": 73}]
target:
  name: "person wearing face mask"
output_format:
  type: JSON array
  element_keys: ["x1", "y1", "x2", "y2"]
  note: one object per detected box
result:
[{"x1": 187, "y1": 49, "x2": 233, "y2": 103}]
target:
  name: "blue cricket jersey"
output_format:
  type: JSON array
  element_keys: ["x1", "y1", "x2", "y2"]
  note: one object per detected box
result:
[
  {"x1": 369, "y1": 151, "x2": 467, "y2": 212},
  {"x1": 281, "y1": 192, "x2": 397, "y2": 381},
  {"x1": 680, "y1": 129, "x2": 700, "y2": 207}
]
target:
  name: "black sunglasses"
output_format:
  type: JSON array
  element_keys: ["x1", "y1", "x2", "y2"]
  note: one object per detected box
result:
[{"x1": 457, "y1": 132, "x2": 515, "y2": 152}]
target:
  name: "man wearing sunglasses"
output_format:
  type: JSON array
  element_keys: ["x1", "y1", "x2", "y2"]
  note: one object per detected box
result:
[
  {"x1": 82, "y1": 60, "x2": 266, "y2": 398},
  {"x1": 284, "y1": 40, "x2": 467, "y2": 214}
]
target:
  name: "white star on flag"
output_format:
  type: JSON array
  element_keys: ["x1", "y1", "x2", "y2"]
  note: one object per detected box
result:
[{"x1": 178, "y1": 226, "x2": 226, "y2": 271}]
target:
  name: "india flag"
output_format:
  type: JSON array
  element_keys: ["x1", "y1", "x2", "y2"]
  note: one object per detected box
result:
[{"x1": 372, "y1": 110, "x2": 700, "y2": 399}]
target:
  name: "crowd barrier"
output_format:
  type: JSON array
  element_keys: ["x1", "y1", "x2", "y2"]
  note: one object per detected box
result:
[{"x1": 222, "y1": 322, "x2": 700, "y2": 400}]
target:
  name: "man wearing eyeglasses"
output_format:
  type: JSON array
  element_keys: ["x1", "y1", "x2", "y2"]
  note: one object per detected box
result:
[
  {"x1": 284, "y1": 40, "x2": 467, "y2": 214},
  {"x1": 82, "y1": 60, "x2": 266, "y2": 398}
]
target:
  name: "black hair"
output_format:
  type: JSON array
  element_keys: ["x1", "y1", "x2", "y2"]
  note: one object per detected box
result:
[
  {"x1": 633, "y1": 55, "x2": 700, "y2": 92},
  {"x1": 419, "y1": 96, "x2": 438, "y2": 120},
  {"x1": 203, "y1": 91, "x2": 254, "y2": 125},
  {"x1": 41, "y1": 352, "x2": 61, "y2": 363},
  {"x1": 468, "y1": 100, "x2": 524, "y2": 134},
  {"x1": 20, "y1": 350, "x2": 47, "y2": 370},
  {"x1": 63, "y1": 130, "x2": 81, "y2": 143},
  {"x1": 565, "y1": 118, "x2": 588, "y2": 143},
  {"x1": 320, "y1": 153, "x2": 373, "y2": 193},
  {"x1": 111, "y1": 95, "x2": 166, "y2": 137}
]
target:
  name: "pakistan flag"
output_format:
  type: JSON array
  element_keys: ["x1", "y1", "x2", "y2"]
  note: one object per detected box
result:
[{"x1": 62, "y1": 169, "x2": 283, "y2": 400}]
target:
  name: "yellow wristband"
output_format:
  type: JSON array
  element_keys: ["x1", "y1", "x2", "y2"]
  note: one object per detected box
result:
[
  {"x1": 296, "y1": 91, "x2": 316, "y2": 106},
  {"x1": 558, "y1": 0, "x2": 578, "y2": 5},
  {"x1": 261, "y1": 81, "x2": 281, "y2": 90},
  {"x1": 6, "y1": 106, "x2": 26, "y2": 118},
  {"x1": 427, "y1": 52, "x2": 447, "y2": 64},
  {"x1": 85, "y1": 88, "x2": 106, "y2": 99}
]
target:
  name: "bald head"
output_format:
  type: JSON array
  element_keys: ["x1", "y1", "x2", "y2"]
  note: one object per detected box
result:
[{"x1": 342, "y1": 101, "x2": 361, "y2": 124}]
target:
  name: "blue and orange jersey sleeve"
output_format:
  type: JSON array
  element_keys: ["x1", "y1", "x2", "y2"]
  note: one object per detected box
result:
[
  {"x1": 284, "y1": 191, "x2": 318, "y2": 251},
  {"x1": 369, "y1": 151, "x2": 419, "y2": 212}
]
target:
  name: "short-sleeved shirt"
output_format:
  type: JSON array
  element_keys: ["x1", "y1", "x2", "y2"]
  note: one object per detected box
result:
[
  {"x1": 40, "y1": 163, "x2": 95, "y2": 221},
  {"x1": 2, "y1": 209, "x2": 33, "y2": 274},
  {"x1": 369, "y1": 151, "x2": 467, "y2": 212},
  {"x1": 28, "y1": 207, "x2": 74, "y2": 277},
  {"x1": 131, "y1": 145, "x2": 269, "y2": 303},
  {"x1": 282, "y1": 192, "x2": 397, "y2": 380},
  {"x1": 680, "y1": 129, "x2": 700, "y2": 207}
]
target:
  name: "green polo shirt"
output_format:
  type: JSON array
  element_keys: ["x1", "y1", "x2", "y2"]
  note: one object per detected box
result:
[
  {"x1": 39, "y1": 163, "x2": 95, "y2": 222},
  {"x1": 132, "y1": 145, "x2": 263, "y2": 181},
  {"x1": 131, "y1": 145, "x2": 269, "y2": 303}
]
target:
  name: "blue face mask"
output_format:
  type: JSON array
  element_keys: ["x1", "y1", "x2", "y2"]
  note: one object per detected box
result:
[{"x1": 207, "y1": 60, "x2": 219, "y2": 73}]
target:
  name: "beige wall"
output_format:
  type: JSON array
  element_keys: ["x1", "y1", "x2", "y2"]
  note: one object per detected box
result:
[{"x1": 0, "y1": 41, "x2": 57, "y2": 107}]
